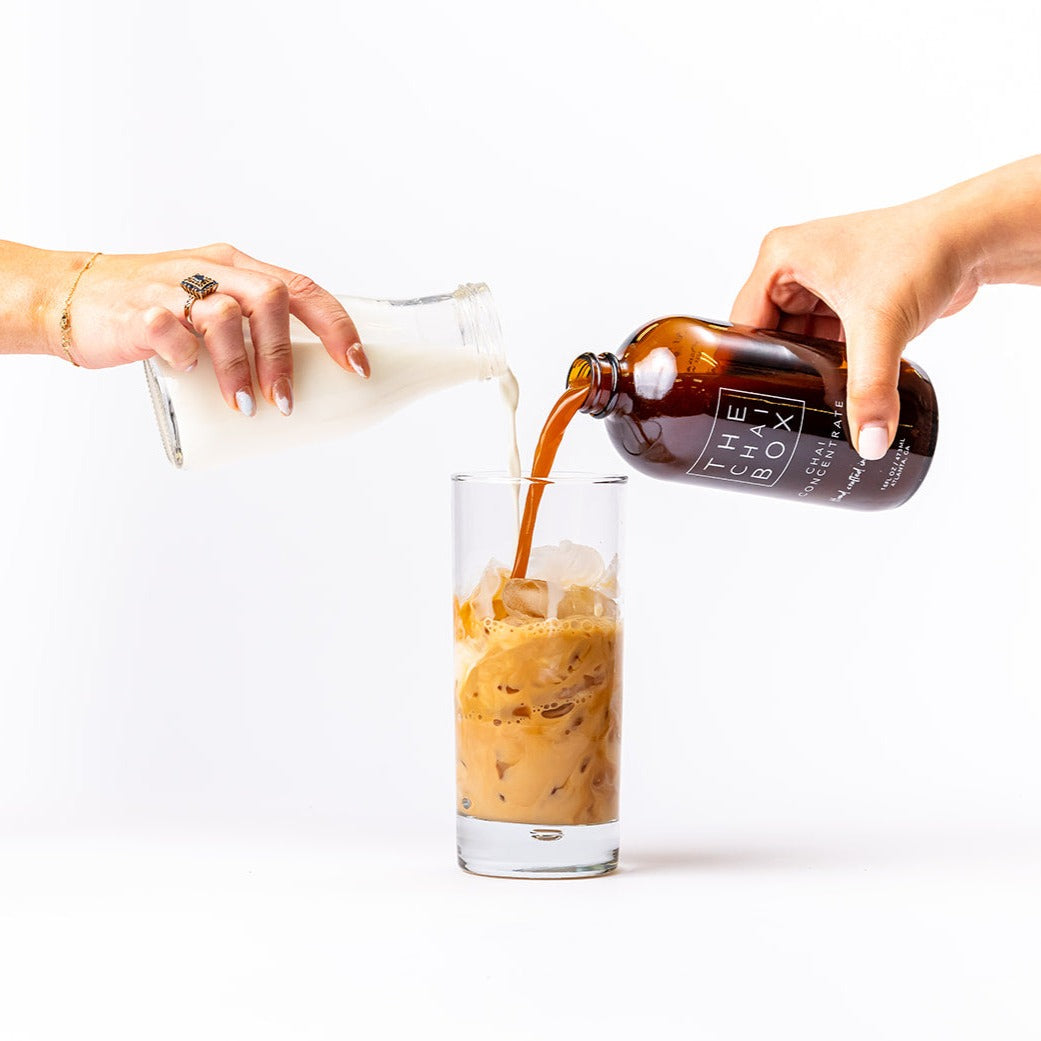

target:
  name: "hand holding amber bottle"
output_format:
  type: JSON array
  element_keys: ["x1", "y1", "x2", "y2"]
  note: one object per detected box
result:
[{"x1": 732, "y1": 155, "x2": 1041, "y2": 459}]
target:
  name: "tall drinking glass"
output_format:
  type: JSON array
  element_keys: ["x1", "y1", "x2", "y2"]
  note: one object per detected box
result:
[{"x1": 451, "y1": 473, "x2": 625, "y2": 879}]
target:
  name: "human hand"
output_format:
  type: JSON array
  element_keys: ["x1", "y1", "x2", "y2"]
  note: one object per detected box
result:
[
  {"x1": 730, "y1": 198, "x2": 978, "y2": 459},
  {"x1": 62, "y1": 243, "x2": 370, "y2": 417}
]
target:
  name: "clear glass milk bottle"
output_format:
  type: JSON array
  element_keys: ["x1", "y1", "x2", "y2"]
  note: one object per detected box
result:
[{"x1": 144, "y1": 283, "x2": 507, "y2": 469}]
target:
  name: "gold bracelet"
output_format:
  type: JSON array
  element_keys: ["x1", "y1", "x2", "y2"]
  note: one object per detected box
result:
[{"x1": 59, "y1": 251, "x2": 102, "y2": 366}]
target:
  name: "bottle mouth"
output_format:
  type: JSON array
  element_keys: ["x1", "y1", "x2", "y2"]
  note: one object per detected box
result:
[
  {"x1": 453, "y1": 283, "x2": 505, "y2": 380},
  {"x1": 568, "y1": 352, "x2": 619, "y2": 417}
]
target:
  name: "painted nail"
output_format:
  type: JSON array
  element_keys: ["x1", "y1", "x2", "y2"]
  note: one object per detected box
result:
[
  {"x1": 857, "y1": 423, "x2": 890, "y2": 460},
  {"x1": 345, "y1": 341, "x2": 371, "y2": 379},
  {"x1": 273, "y1": 376, "x2": 293, "y2": 417},
  {"x1": 235, "y1": 388, "x2": 256, "y2": 417}
]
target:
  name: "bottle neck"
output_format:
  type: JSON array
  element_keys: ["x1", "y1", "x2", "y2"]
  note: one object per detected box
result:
[
  {"x1": 326, "y1": 283, "x2": 506, "y2": 383},
  {"x1": 453, "y1": 283, "x2": 506, "y2": 380},
  {"x1": 568, "y1": 352, "x2": 620, "y2": 417}
]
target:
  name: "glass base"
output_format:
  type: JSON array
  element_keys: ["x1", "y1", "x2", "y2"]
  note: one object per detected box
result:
[{"x1": 456, "y1": 816, "x2": 619, "y2": 879}]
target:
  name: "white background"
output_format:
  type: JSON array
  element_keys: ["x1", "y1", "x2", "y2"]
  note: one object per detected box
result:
[{"x1": 2, "y1": 0, "x2": 1039, "y2": 1037}]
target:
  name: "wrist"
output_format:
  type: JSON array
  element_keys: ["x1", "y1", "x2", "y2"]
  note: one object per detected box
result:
[
  {"x1": 916, "y1": 183, "x2": 990, "y2": 293},
  {"x1": 931, "y1": 157, "x2": 1041, "y2": 287},
  {"x1": 0, "y1": 243, "x2": 88, "y2": 358}
]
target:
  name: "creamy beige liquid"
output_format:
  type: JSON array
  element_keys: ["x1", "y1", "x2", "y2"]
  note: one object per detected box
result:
[{"x1": 454, "y1": 554, "x2": 621, "y2": 826}]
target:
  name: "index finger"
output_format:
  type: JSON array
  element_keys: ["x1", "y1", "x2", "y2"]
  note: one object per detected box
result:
[
  {"x1": 730, "y1": 260, "x2": 782, "y2": 329},
  {"x1": 216, "y1": 246, "x2": 370, "y2": 378}
]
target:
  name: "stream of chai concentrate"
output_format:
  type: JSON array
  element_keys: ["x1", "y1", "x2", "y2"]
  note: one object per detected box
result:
[{"x1": 509, "y1": 383, "x2": 590, "y2": 580}]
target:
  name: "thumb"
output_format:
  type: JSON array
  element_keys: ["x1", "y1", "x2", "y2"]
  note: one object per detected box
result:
[{"x1": 842, "y1": 310, "x2": 909, "y2": 461}]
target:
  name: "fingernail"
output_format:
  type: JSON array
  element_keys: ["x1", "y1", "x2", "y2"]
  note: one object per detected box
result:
[
  {"x1": 857, "y1": 423, "x2": 890, "y2": 460},
  {"x1": 273, "y1": 376, "x2": 293, "y2": 417},
  {"x1": 235, "y1": 388, "x2": 256, "y2": 417},
  {"x1": 184, "y1": 359, "x2": 198, "y2": 373},
  {"x1": 345, "y1": 342, "x2": 370, "y2": 379}
]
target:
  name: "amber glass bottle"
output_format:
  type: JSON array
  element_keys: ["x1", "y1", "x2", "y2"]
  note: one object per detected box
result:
[{"x1": 569, "y1": 316, "x2": 938, "y2": 510}]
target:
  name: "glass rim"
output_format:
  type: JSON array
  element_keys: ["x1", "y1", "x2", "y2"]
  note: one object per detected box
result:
[{"x1": 451, "y1": 470, "x2": 628, "y2": 486}]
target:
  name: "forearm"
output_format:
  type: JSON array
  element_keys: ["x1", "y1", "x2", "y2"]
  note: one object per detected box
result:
[
  {"x1": 928, "y1": 155, "x2": 1041, "y2": 287},
  {"x1": 0, "y1": 241, "x2": 90, "y2": 357}
]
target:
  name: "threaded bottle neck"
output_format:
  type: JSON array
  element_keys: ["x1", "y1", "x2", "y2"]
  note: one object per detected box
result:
[
  {"x1": 453, "y1": 283, "x2": 506, "y2": 380},
  {"x1": 568, "y1": 352, "x2": 620, "y2": 417}
]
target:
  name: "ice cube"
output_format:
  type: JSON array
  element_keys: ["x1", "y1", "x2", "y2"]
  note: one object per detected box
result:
[
  {"x1": 468, "y1": 560, "x2": 508, "y2": 620},
  {"x1": 595, "y1": 554, "x2": 619, "y2": 598},
  {"x1": 501, "y1": 577, "x2": 618, "y2": 621},
  {"x1": 555, "y1": 586, "x2": 618, "y2": 620},
  {"x1": 501, "y1": 579, "x2": 550, "y2": 620},
  {"x1": 527, "y1": 540, "x2": 606, "y2": 589}
]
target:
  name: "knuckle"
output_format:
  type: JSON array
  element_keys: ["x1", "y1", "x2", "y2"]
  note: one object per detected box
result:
[
  {"x1": 868, "y1": 300, "x2": 915, "y2": 336},
  {"x1": 144, "y1": 307, "x2": 175, "y2": 337},
  {"x1": 845, "y1": 303, "x2": 917, "y2": 358},
  {"x1": 326, "y1": 311, "x2": 356, "y2": 340},
  {"x1": 847, "y1": 369, "x2": 898, "y2": 403},
  {"x1": 760, "y1": 226, "x2": 790, "y2": 258},
  {"x1": 286, "y1": 272, "x2": 322, "y2": 300},
  {"x1": 257, "y1": 279, "x2": 290, "y2": 311},
  {"x1": 210, "y1": 296, "x2": 242, "y2": 325},
  {"x1": 848, "y1": 377, "x2": 893, "y2": 399},
  {"x1": 214, "y1": 354, "x2": 252, "y2": 384},
  {"x1": 202, "y1": 241, "x2": 237, "y2": 263},
  {"x1": 258, "y1": 340, "x2": 293, "y2": 365}
]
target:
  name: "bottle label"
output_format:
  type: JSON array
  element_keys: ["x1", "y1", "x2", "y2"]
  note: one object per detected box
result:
[{"x1": 688, "y1": 388, "x2": 806, "y2": 487}]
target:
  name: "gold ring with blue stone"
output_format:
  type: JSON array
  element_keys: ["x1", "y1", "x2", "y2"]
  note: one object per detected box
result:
[{"x1": 181, "y1": 273, "x2": 219, "y2": 328}]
